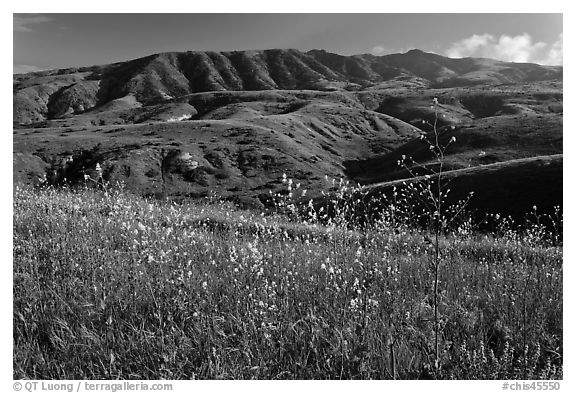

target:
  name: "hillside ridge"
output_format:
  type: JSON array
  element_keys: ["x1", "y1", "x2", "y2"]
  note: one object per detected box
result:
[{"x1": 14, "y1": 48, "x2": 562, "y2": 126}]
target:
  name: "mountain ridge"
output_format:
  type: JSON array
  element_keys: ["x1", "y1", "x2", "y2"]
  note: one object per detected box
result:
[{"x1": 14, "y1": 48, "x2": 562, "y2": 126}]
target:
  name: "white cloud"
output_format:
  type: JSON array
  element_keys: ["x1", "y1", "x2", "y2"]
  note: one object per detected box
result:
[
  {"x1": 371, "y1": 45, "x2": 411, "y2": 56},
  {"x1": 13, "y1": 64, "x2": 42, "y2": 74},
  {"x1": 542, "y1": 34, "x2": 563, "y2": 66},
  {"x1": 371, "y1": 46, "x2": 388, "y2": 55},
  {"x1": 445, "y1": 33, "x2": 562, "y2": 65},
  {"x1": 13, "y1": 14, "x2": 54, "y2": 33}
]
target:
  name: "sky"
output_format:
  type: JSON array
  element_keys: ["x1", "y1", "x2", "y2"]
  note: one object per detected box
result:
[{"x1": 13, "y1": 13, "x2": 563, "y2": 73}]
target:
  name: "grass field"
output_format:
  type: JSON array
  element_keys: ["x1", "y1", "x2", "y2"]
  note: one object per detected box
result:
[{"x1": 13, "y1": 183, "x2": 562, "y2": 379}]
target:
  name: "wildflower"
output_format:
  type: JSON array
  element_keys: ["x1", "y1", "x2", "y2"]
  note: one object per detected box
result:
[
  {"x1": 450, "y1": 136, "x2": 457, "y2": 143},
  {"x1": 95, "y1": 163, "x2": 103, "y2": 178},
  {"x1": 433, "y1": 97, "x2": 439, "y2": 104},
  {"x1": 350, "y1": 298, "x2": 360, "y2": 311}
]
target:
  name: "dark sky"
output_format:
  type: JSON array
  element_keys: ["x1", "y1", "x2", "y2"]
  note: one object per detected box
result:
[{"x1": 13, "y1": 13, "x2": 563, "y2": 73}]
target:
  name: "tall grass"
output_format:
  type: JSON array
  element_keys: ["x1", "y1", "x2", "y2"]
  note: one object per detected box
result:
[{"x1": 13, "y1": 180, "x2": 562, "y2": 379}]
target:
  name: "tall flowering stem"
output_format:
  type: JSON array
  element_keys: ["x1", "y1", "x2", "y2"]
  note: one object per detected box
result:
[{"x1": 398, "y1": 97, "x2": 471, "y2": 374}]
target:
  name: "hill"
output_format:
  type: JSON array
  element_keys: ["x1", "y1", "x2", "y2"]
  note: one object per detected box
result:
[
  {"x1": 13, "y1": 49, "x2": 563, "y2": 216},
  {"x1": 13, "y1": 48, "x2": 562, "y2": 126},
  {"x1": 359, "y1": 155, "x2": 562, "y2": 223}
]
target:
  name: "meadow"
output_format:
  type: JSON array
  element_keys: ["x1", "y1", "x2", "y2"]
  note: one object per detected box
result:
[{"x1": 13, "y1": 179, "x2": 562, "y2": 379}]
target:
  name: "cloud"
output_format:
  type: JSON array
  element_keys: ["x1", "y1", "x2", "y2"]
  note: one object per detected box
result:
[
  {"x1": 371, "y1": 46, "x2": 389, "y2": 55},
  {"x1": 543, "y1": 34, "x2": 563, "y2": 66},
  {"x1": 13, "y1": 64, "x2": 42, "y2": 74},
  {"x1": 371, "y1": 45, "x2": 410, "y2": 56},
  {"x1": 14, "y1": 14, "x2": 54, "y2": 32},
  {"x1": 445, "y1": 33, "x2": 562, "y2": 65}
]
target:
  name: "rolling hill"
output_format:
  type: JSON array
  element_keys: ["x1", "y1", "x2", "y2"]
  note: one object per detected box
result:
[{"x1": 13, "y1": 48, "x2": 563, "y2": 217}]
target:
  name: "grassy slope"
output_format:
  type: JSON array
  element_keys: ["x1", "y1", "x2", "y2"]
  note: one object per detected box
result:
[
  {"x1": 13, "y1": 185, "x2": 562, "y2": 379},
  {"x1": 357, "y1": 154, "x2": 563, "y2": 222},
  {"x1": 343, "y1": 82, "x2": 562, "y2": 221},
  {"x1": 13, "y1": 91, "x2": 421, "y2": 206},
  {"x1": 13, "y1": 82, "x2": 562, "y2": 212},
  {"x1": 12, "y1": 49, "x2": 564, "y2": 381},
  {"x1": 348, "y1": 82, "x2": 562, "y2": 182}
]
